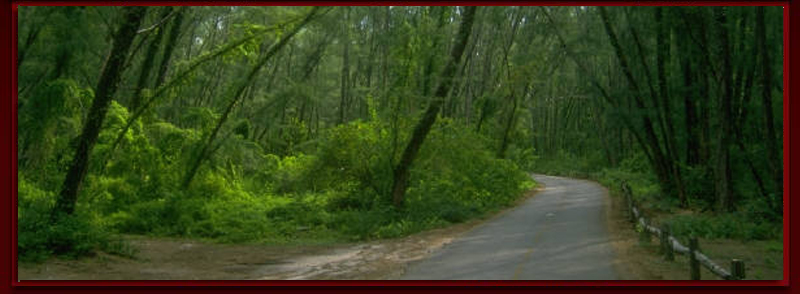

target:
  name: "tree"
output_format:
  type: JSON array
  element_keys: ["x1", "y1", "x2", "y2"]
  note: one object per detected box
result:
[
  {"x1": 181, "y1": 6, "x2": 325, "y2": 189},
  {"x1": 756, "y1": 6, "x2": 782, "y2": 204},
  {"x1": 338, "y1": 6, "x2": 351, "y2": 125},
  {"x1": 598, "y1": 7, "x2": 687, "y2": 206},
  {"x1": 51, "y1": 6, "x2": 148, "y2": 221},
  {"x1": 391, "y1": 6, "x2": 477, "y2": 207},
  {"x1": 129, "y1": 7, "x2": 173, "y2": 112},
  {"x1": 714, "y1": 6, "x2": 734, "y2": 212}
]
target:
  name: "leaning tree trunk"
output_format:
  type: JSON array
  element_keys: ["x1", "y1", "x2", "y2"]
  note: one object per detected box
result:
[
  {"x1": 154, "y1": 7, "x2": 187, "y2": 89},
  {"x1": 130, "y1": 7, "x2": 172, "y2": 112},
  {"x1": 391, "y1": 6, "x2": 477, "y2": 208},
  {"x1": 497, "y1": 92, "x2": 517, "y2": 159},
  {"x1": 51, "y1": 7, "x2": 148, "y2": 221},
  {"x1": 598, "y1": 7, "x2": 679, "y2": 203},
  {"x1": 181, "y1": 7, "x2": 322, "y2": 189}
]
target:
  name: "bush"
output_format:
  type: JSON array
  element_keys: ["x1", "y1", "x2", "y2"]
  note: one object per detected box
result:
[
  {"x1": 18, "y1": 177, "x2": 107, "y2": 261},
  {"x1": 666, "y1": 212, "x2": 781, "y2": 241},
  {"x1": 19, "y1": 113, "x2": 538, "y2": 258},
  {"x1": 307, "y1": 120, "x2": 393, "y2": 196}
]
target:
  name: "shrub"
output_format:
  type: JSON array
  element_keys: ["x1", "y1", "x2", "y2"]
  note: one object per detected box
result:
[
  {"x1": 18, "y1": 177, "x2": 107, "y2": 261},
  {"x1": 20, "y1": 113, "x2": 538, "y2": 257},
  {"x1": 666, "y1": 213, "x2": 781, "y2": 241}
]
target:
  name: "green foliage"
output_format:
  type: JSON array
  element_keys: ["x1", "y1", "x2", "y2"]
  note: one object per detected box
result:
[
  {"x1": 308, "y1": 120, "x2": 393, "y2": 200},
  {"x1": 19, "y1": 6, "x2": 785, "y2": 268},
  {"x1": 180, "y1": 107, "x2": 220, "y2": 131},
  {"x1": 532, "y1": 148, "x2": 782, "y2": 242},
  {"x1": 19, "y1": 95, "x2": 537, "y2": 262},
  {"x1": 666, "y1": 212, "x2": 781, "y2": 241},
  {"x1": 408, "y1": 120, "x2": 533, "y2": 217},
  {"x1": 18, "y1": 177, "x2": 107, "y2": 261}
]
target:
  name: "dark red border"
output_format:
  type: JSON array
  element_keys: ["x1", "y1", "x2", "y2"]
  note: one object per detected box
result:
[
  {"x1": 8, "y1": 1, "x2": 792, "y2": 6},
  {"x1": 783, "y1": 0, "x2": 791, "y2": 285},
  {"x1": 10, "y1": 0, "x2": 18, "y2": 289},
  {"x1": 4, "y1": 0, "x2": 795, "y2": 291}
]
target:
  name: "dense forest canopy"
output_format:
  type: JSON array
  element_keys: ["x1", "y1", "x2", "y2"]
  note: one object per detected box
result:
[{"x1": 17, "y1": 6, "x2": 783, "y2": 261}]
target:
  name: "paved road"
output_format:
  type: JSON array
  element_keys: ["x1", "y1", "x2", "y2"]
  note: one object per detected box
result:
[{"x1": 401, "y1": 174, "x2": 619, "y2": 280}]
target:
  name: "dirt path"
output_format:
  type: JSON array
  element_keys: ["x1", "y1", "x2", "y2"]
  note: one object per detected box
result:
[{"x1": 19, "y1": 188, "x2": 542, "y2": 280}]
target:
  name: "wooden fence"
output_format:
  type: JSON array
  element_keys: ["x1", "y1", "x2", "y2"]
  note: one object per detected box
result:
[{"x1": 621, "y1": 182, "x2": 747, "y2": 280}]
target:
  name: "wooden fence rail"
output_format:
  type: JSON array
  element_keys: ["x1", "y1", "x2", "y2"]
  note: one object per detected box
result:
[{"x1": 621, "y1": 182, "x2": 746, "y2": 280}]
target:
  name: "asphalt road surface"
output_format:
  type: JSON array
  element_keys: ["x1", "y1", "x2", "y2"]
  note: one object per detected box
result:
[{"x1": 401, "y1": 174, "x2": 619, "y2": 280}]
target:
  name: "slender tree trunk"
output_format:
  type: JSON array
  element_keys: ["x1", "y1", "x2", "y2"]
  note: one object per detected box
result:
[
  {"x1": 181, "y1": 7, "x2": 323, "y2": 189},
  {"x1": 339, "y1": 7, "x2": 351, "y2": 125},
  {"x1": 682, "y1": 42, "x2": 700, "y2": 166},
  {"x1": 715, "y1": 7, "x2": 734, "y2": 212},
  {"x1": 51, "y1": 7, "x2": 147, "y2": 221},
  {"x1": 757, "y1": 7, "x2": 782, "y2": 201},
  {"x1": 130, "y1": 7, "x2": 172, "y2": 112},
  {"x1": 107, "y1": 30, "x2": 264, "y2": 158},
  {"x1": 599, "y1": 7, "x2": 678, "y2": 202},
  {"x1": 656, "y1": 8, "x2": 687, "y2": 207},
  {"x1": 391, "y1": 6, "x2": 477, "y2": 208},
  {"x1": 154, "y1": 7, "x2": 187, "y2": 89},
  {"x1": 497, "y1": 92, "x2": 517, "y2": 159},
  {"x1": 17, "y1": 19, "x2": 44, "y2": 69}
]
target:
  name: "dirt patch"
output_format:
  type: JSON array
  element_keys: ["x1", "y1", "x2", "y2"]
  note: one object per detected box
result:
[
  {"x1": 18, "y1": 235, "x2": 335, "y2": 280},
  {"x1": 605, "y1": 188, "x2": 784, "y2": 280},
  {"x1": 19, "y1": 187, "x2": 544, "y2": 280}
]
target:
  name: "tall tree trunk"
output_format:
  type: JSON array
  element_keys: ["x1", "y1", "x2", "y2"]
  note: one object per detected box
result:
[
  {"x1": 339, "y1": 7, "x2": 351, "y2": 125},
  {"x1": 681, "y1": 40, "x2": 700, "y2": 166},
  {"x1": 496, "y1": 9, "x2": 522, "y2": 159},
  {"x1": 130, "y1": 7, "x2": 172, "y2": 112},
  {"x1": 181, "y1": 7, "x2": 323, "y2": 189},
  {"x1": 154, "y1": 7, "x2": 187, "y2": 89},
  {"x1": 107, "y1": 30, "x2": 264, "y2": 158},
  {"x1": 714, "y1": 7, "x2": 734, "y2": 212},
  {"x1": 656, "y1": 7, "x2": 687, "y2": 207},
  {"x1": 598, "y1": 7, "x2": 678, "y2": 202},
  {"x1": 391, "y1": 6, "x2": 477, "y2": 208},
  {"x1": 17, "y1": 14, "x2": 46, "y2": 69},
  {"x1": 695, "y1": 11, "x2": 714, "y2": 168},
  {"x1": 757, "y1": 7, "x2": 782, "y2": 202},
  {"x1": 51, "y1": 6, "x2": 147, "y2": 221},
  {"x1": 497, "y1": 92, "x2": 517, "y2": 159}
]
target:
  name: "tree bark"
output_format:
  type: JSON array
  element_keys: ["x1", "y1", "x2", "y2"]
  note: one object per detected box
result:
[
  {"x1": 154, "y1": 7, "x2": 187, "y2": 89},
  {"x1": 681, "y1": 39, "x2": 700, "y2": 166},
  {"x1": 391, "y1": 6, "x2": 477, "y2": 208},
  {"x1": 714, "y1": 7, "x2": 734, "y2": 212},
  {"x1": 339, "y1": 7, "x2": 351, "y2": 125},
  {"x1": 757, "y1": 7, "x2": 782, "y2": 201},
  {"x1": 181, "y1": 7, "x2": 323, "y2": 189},
  {"x1": 130, "y1": 7, "x2": 172, "y2": 112},
  {"x1": 599, "y1": 7, "x2": 682, "y2": 204},
  {"x1": 51, "y1": 7, "x2": 148, "y2": 221}
]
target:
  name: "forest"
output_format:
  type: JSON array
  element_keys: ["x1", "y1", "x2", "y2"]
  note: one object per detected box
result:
[{"x1": 17, "y1": 5, "x2": 783, "y2": 267}]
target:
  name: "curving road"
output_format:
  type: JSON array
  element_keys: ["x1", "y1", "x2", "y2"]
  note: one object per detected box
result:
[{"x1": 401, "y1": 174, "x2": 619, "y2": 280}]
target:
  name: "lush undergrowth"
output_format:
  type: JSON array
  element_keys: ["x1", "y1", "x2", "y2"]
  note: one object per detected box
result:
[
  {"x1": 529, "y1": 151, "x2": 782, "y2": 243},
  {"x1": 18, "y1": 102, "x2": 535, "y2": 262}
]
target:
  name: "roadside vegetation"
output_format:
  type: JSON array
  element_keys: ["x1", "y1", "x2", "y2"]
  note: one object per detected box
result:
[
  {"x1": 18, "y1": 6, "x2": 535, "y2": 263},
  {"x1": 17, "y1": 5, "x2": 782, "y2": 277}
]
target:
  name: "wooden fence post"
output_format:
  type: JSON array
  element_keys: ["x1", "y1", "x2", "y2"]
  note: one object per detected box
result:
[
  {"x1": 689, "y1": 237, "x2": 701, "y2": 280},
  {"x1": 731, "y1": 259, "x2": 745, "y2": 280},
  {"x1": 639, "y1": 218, "x2": 651, "y2": 244},
  {"x1": 623, "y1": 183, "x2": 634, "y2": 223},
  {"x1": 661, "y1": 224, "x2": 674, "y2": 261}
]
